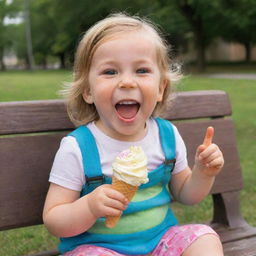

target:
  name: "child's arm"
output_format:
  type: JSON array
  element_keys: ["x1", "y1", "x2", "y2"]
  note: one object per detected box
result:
[
  {"x1": 170, "y1": 127, "x2": 224, "y2": 205},
  {"x1": 43, "y1": 183, "x2": 128, "y2": 238}
]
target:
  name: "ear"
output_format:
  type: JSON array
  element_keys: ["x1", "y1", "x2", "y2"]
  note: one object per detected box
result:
[
  {"x1": 157, "y1": 79, "x2": 168, "y2": 102},
  {"x1": 82, "y1": 89, "x2": 94, "y2": 104}
]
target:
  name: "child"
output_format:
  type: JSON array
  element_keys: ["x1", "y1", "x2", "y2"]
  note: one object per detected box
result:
[{"x1": 43, "y1": 13, "x2": 224, "y2": 256}]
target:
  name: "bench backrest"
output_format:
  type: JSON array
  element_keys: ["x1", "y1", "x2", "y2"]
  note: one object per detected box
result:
[{"x1": 0, "y1": 90, "x2": 243, "y2": 231}]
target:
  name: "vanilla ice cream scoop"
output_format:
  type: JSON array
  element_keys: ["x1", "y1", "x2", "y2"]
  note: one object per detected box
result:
[{"x1": 112, "y1": 146, "x2": 149, "y2": 186}]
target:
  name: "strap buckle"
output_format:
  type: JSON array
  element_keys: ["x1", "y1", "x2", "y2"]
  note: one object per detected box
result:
[
  {"x1": 164, "y1": 158, "x2": 176, "y2": 172},
  {"x1": 164, "y1": 158, "x2": 176, "y2": 166},
  {"x1": 85, "y1": 175, "x2": 105, "y2": 186}
]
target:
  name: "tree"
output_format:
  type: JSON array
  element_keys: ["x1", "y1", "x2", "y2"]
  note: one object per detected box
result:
[
  {"x1": 4, "y1": 0, "x2": 256, "y2": 70},
  {"x1": 0, "y1": 0, "x2": 22, "y2": 70},
  {"x1": 1, "y1": 0, "x2": 25, "y2": 69},
  {"x1": 4, "y1": 0, "x2": 191, "y2": 69},
  {"x1": 0, "y1": 0, "x2": 9, "y2": 70},
  {"x1": 151, "y1": 1, "x2": 190, "y2": 58},
  {"x1": 49, "y1": 0, "x2": 159, "y2": 68},
  {"x1": 12, "y1": 22, "x2": 31, "y2": 67},
  {"x1": 29, "y1": 0, "x2": 56, "y2": 68},
  {"x1": 24, "y1": 0, "x2": 34, "y2": 70},
  {"x1": 221, "y1": 0, "x2": 256, "y2": 62},
  {"x1": 171, "y1": 0, "x2": 226, "y2": 72}
]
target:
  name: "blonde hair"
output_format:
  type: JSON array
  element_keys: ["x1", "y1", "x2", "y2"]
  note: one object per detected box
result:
[{"x1": 63, "y1": 13, "x2": 181, "y2": 126}]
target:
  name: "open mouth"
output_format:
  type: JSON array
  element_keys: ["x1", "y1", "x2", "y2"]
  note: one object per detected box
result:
[{"x1": 115, "y1": 100, "x2": 140, "y2": 121}]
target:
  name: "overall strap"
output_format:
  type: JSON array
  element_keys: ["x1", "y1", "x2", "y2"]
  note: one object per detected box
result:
[
  {"x1": 155, "y1": 117, "x2": 176, "y2": 171},
  {"x1": 68, "y1": 126, "x2": 104, "y2": 189}
]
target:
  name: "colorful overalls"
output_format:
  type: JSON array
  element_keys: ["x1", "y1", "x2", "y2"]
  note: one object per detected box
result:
[{"x1": 59, "y1": 118, "x2": 178, "y2": 255}]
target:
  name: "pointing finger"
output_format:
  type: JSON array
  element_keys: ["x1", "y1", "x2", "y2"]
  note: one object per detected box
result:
[{"x1": 203, "y1": 126, "x2": 214, "y2": 147}]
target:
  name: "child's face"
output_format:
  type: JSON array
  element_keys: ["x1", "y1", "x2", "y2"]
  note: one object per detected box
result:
[{"x1": 84, "y1": 31, "x2": 166, "y2": 141}]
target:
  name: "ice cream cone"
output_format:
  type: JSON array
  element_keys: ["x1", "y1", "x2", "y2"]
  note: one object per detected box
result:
[
  {"x1": 105, "y1": 176, "x2": 138, "y2": 228},
  {"x1": 105, "y1": 146, "x2": 148, "y2": 228}
]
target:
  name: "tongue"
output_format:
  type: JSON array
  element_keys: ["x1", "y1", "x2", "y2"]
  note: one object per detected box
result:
[{"x1": 116, "y1": 104, "x2": 139, "y2": 119}]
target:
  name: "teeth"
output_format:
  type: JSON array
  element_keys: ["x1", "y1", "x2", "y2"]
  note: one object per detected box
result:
[{"x1": 118, "y1": 100, "x2": 137, "y2": 105}]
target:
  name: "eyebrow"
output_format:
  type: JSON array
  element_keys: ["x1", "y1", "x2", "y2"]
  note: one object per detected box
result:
[{"x1": 97, "y1": 58, "x2": 155, "y2": 67}]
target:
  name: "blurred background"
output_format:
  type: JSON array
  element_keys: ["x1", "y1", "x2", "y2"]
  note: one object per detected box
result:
[
  {"x1": 1, "y1": 0, "x2": 256, "y2": 72},
  {"x1": 0, "y1": 0, "x2": 255, "y2": 255}
]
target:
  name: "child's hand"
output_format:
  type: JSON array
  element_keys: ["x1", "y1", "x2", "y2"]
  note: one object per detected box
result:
[
  {"x1": 87, "y1": 184, "x2": 128, "y2": 219},
  {"x1": 194, "y1": 127, "x2": 224, "y2": 177}
]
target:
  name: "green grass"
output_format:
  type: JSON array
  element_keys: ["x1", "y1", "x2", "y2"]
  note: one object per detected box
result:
[
  {"x1": 0, "y1": 69, "x2": 72, "y2": 101},
  {"x1": 0, "y1": 226, "x2": 58, "y2": 256},
  {"x1": 0, "y1": 69, "x2": 255, "y2": 255}
]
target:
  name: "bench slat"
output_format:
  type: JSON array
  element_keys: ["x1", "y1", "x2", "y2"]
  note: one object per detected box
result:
[
  {"x1": 223, "y1": 236, "x2": 256, "y2": 256},
  {"x1": 213, "y1": 222, "x2": 256, "y2": 244},
  {"x1": 162, "y1": 90, "x2": 232, "y2": 120},
  {"x1": 0, "y1": 100, "x2": 74, "y2": 135},
  {"x1": 0, "y1": 90, "x2": 231, "y2": 135}
]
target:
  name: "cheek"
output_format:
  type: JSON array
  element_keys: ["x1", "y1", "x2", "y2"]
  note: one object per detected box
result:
[{"x1": 91, "y1": 85, "x2": 113, "y2": 107}]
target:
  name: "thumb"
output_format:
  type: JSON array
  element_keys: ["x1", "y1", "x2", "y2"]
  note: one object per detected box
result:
[{"x1": 203, "y1": 126, "x2": 214, "y2": 147}]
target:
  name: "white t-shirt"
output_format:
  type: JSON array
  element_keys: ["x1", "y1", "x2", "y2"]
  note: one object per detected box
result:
[{"x1": 49, "y1": 118, "x2": 188, "y2": 191}]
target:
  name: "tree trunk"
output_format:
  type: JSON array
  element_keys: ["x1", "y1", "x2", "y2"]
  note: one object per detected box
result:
[
  {"x1": 59, "y1": 52, "x2": 66, "y2": 69},
  {"x1": 0, "y1": 47, "x2": 6, "y2": 71},
  {"x1": 194, "y1": 30, "x2": 206, "y2": 72},
  {"x1": 177, "y1": 0, "x2": 206, "y2": 72},
  {"x1": 42, "y1": 56, "x2": 47, "y2": 69},
  {"x1": 244, "y1": 42, "x2": 251, "y2": 63},
  {"x1": 24, "y1": 0, "x2": 34, "y2": 70}
]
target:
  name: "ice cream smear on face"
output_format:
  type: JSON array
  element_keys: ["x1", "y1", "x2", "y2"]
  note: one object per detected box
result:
[{"x1": 112, "y1": 146, "x2": 149, "y2": 186}]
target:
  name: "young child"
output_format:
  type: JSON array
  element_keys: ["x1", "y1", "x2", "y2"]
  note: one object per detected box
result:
[{"x1": 43, "y1": 13, "x2": 224, "y2": 256}]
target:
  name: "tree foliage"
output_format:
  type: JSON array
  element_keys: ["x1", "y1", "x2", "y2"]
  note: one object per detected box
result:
[
  {"x1": 1, "y1": 0, "x2": 256, "y2": 71},
  {"x1": 0, "y1": 0, "x2": 19, "y2": 69},
  {"x1": 220, "y1": 0, "x2": 256, "y2": 62}
]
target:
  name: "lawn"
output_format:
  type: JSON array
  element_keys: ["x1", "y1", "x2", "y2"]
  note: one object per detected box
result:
[
  {"x1": 0, "y1": 69, "x2": 72, "y2": 101},
  {"x1": 0, "y1": 69, "x2": 255, "y2": 255}
]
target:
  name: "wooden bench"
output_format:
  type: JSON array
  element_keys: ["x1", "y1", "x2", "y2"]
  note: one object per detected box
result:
[{"x1": 1, "y1": 90, "x2": 256, "y2": 256}]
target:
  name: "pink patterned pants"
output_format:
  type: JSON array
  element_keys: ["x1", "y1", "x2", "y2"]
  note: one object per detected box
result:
[{"x1": 64, "y1": 224, "x2": 218, "y2": 256}]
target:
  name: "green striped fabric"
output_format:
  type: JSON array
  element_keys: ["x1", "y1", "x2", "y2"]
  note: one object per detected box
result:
[{"x1": 88, "y1": 184, "x2": 169, "y2": 234}]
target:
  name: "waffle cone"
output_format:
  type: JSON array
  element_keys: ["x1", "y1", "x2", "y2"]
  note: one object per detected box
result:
[{"x1": 105, "y1": 176, "x2": 138, "y2": 228}]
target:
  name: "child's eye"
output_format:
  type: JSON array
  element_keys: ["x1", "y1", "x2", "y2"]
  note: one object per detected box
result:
[
  {"x1": 103, "y1": 69, "x2": 117, "y2": 75},
  {"x1": 136, "y1": 68, "x2": 150, "y2": 74}
]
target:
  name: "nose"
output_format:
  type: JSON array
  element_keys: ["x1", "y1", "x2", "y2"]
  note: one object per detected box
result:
[{"x1": 118, "y1": 75, "x2": 137, "y2": 89}]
